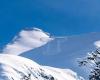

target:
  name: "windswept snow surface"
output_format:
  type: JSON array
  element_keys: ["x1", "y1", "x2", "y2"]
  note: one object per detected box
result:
[{"x1": 0, "y1": 54, "x2": 83, "y2": 80}]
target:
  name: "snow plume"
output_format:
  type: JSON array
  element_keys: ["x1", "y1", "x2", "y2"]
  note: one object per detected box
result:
[
  {"x1": 0, "y1": 27, "x2": 84, "y2": 80},
  {"x1": 94, "y1": 40, "x2": 100, "y2": 48},
  {"x1": 2, "y1": 28, "x2": 53, "y2": 55}
]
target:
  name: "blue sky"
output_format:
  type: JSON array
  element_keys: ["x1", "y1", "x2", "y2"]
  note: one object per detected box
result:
[
  {"x1": 0, "y1": 0, "x2": 100, "y2": 47},
  {"x1": 0, "y1": 0, "x2": 100, "y2": 79}
]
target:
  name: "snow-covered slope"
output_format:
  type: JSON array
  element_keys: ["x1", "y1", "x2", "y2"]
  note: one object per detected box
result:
[
  {"x1": 0, "y1": 54, "x2": 83, "y2": 80},
  {"x1": 0, "y1": 28, "x2": 85, "y2": 80}
]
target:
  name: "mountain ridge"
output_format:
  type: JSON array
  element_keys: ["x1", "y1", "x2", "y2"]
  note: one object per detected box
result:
[{"x1": 0, "y1": 54, "x2": 84, "y2": 80}]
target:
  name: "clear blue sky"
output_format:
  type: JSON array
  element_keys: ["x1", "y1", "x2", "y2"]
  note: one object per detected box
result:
[{"x1": 0, "y1": 0, "x2": 100, "y2": 48}]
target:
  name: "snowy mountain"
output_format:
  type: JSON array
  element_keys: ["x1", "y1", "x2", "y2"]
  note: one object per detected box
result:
[
  {"x1": 0, "y1": 54, "x2": 83, "y2": 80},
  {"x1": 0, "y1": 28, "x2": 84, "y2": 80},
  {"x1": 23, "y1": 32, "x2": 100, "y2": 79}
]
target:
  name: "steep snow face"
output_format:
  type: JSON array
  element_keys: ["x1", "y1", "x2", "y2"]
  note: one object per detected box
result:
[{"x1": 0, "y1": 54, "x2": 83, "y2": 80}]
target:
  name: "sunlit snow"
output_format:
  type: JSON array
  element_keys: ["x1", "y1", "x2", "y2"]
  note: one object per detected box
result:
[{"x1": 0, "y1": 28, "x2": 84, "y2": 80}]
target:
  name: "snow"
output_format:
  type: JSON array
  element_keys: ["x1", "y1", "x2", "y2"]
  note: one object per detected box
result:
[
  {"x1": 2, "y1": 28, "x2": 53, "y2": 55},
  {"x1": 0, "y1": 28, "x2": 84, "y2": 80},
  {"x1": 0, "y1": 54, "x2": 83, "y2": 80},
  {"x1": 94, "y1": 40, "x2": 100, "y2": 48}
]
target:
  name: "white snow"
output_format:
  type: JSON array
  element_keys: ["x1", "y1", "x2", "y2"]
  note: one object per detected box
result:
[
  {"x1": 0, "y1": 28, "x2": 84, "y2": 80},
  {"x1": 2, "y1": 28, "x2": 53, "y2": 55},
  {"x1": 0, "y1": 54, "x2": 83, "y2": 80},
  {"x1": 94, "y1": 40, "x2": 100, "y2": 48}
]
